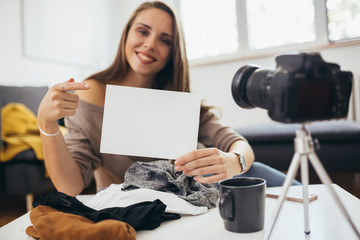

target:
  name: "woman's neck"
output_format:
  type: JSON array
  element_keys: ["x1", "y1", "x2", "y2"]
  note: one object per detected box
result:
[{"x1": 118, "y1": 70, "x2": 154, "y2": 88}]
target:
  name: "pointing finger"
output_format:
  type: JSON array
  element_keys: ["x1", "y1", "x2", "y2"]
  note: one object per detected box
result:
[{"x1": 55, "y1": 81, "x2": 90, "y2": 92}]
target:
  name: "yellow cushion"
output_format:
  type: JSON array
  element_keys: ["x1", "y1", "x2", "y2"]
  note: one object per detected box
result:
[{"x1": 1, "y1": 103, "x2": 66, "y2": 162}]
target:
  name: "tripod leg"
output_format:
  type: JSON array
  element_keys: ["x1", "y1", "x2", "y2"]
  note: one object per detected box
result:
[
  {"x1": 308, "y1": 153, "x2": 360, "y2": 239},
  {"x1": 300, "y1": 155, "x2": 310, "y2": 235},
  {"x1": 263, "y1": 152, "x2": 301, "y2": 240}
]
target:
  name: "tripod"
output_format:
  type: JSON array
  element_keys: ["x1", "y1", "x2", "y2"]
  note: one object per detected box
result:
[{"x1": 263, "y1": 123, "x2": 360, "y2": 240}]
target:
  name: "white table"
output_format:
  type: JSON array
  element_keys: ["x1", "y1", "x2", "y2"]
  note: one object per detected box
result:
[{"x1": 1, "y1": 184, "x2": 359, "y2": 240}]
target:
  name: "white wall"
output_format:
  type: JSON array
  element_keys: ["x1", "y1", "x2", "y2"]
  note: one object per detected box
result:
[
  {"x1": 0, "y1": 0, "x2": 95, "y2": 87},
  {"x1": 1, "y1": 0, "x2": 359, "y2": 128}
]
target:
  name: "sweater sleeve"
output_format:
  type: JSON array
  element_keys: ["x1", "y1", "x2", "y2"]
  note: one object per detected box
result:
[
  {"x1": 64, "y1": 101, "x2": 103, "y2": 188},
  {"x1": 198, "y1": 108, "x2": 246, "y2": 152}
]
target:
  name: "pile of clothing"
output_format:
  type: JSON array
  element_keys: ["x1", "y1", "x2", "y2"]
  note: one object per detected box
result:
[
  {"x1": 26, "y1": 192, "x2": 179, "y2": 240},
  {"x1": 26, "y1": 160, "x2": 220, "y2": 239}
]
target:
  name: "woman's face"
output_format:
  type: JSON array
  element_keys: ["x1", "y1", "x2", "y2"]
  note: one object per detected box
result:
[{"x1": 125, "y1": 8, "x2": 174, "y2": 80}]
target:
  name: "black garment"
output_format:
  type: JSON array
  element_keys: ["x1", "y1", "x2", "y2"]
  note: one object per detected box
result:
[
  {"x1": 122, "y1": 160, "x2": 219, "y2": 209},
  {"x1": 33, "y1": 192, "x2": 180, "y2": 231}
]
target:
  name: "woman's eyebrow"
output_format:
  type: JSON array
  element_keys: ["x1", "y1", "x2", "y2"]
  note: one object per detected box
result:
[{"x1": 135, "y1": 22, "x2": 174, "y2": 39}]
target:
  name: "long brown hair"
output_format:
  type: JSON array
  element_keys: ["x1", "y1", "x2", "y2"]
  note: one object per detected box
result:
[{"x1": 86, "y1": 1, "x2": 190, "y2": 92}]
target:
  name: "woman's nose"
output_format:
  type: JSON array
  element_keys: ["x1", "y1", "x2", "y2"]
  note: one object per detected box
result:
[{"x1": 143, "y1": 36, "x2": 156, "y2": 51}]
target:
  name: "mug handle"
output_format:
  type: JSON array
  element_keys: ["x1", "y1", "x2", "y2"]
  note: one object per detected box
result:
[{"x1": 219, "y1": 190, "x2": 234, "y2": 221}]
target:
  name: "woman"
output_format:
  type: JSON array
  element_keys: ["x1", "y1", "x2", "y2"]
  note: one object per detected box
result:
[{"x1": 38, "y1": 1, "x2": 292, "y2": 197}]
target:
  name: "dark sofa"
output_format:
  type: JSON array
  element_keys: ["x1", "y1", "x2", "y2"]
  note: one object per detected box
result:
[
  {"x1": 0, "y1": 85, "x2": 55, "y2": 210},
  {"x1": 235, "y1": 120, "x2": 360, "y2": 173}
]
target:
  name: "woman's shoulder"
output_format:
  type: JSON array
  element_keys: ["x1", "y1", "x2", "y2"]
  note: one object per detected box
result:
[{"x1": 76, "y1": 79, "x2": 106, "y2": 107}]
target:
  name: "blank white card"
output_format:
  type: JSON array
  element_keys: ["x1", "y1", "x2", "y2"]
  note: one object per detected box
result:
[{"x1": 100, "y1": 85, "x2": 201, "y2": 159}]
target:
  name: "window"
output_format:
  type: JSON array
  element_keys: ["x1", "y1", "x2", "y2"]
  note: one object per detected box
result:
[
  {"x1": 179, "y1": 0, "x2": 238, "y2": 59},
  {"x1": 177, "y1": 0, "x2": 360, "y2": 63},
  {"x1": 327, "y1": 0, "x2": 360, "y2": 41},
  {"x1": 246, "y1": 0, "x2": 315, "y2": 49}
]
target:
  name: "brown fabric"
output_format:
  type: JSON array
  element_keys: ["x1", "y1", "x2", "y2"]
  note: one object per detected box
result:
[
  {"x1": 65, "y1": 100, "x2": 245, "y2": 190},
  {"x1": 26, "y1": 205, "x2": 136, "y2": 240}
]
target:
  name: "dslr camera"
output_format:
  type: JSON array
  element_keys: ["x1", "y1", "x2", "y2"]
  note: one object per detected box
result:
[{"x1": 231, "y1": 52, "x2": 353, "y2": 123}]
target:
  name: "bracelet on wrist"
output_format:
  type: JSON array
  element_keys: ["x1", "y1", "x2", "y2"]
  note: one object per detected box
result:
[{"x1": 38, "y1": 125, "x2": 60, "y2": 137}]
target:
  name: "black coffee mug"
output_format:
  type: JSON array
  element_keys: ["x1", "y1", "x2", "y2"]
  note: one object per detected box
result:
[{"x1": 219, "y1": 177, "x2": 266, "y2": 233}]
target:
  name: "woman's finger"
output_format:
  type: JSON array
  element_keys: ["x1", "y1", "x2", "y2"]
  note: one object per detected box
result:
[
  {"x1": 194, "y1": 173, "x2": 226, "y2": 184},
  {"x1": 58, "y1": 100, "x2": 79, "y2": 110},
  {"x1": 60, "y1": 91, "x2": 80, "y2": 102},
  {"x1": 54, "y1": 79, "x2": 90, "y2": 92},
  {"x1": 175, "y1": 148, "x2": 218, "y2": 166},
  {"x1": 61, "y1": 108, "x2": 77, "y2": 117},
  {"x1": 180, "y1": 154, "x2": 222, "y2": 171},
  {"x1": 183, "y1": 164, "x2": 223, "y2": 177}
]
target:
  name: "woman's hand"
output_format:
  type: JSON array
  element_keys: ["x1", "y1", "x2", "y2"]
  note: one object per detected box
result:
[
  {"x1": 37, "y1": 78, "x2": 90, "y2": 132},
  {"x1": 174, "y1": 148, "x2": 240, "y2": 184}
]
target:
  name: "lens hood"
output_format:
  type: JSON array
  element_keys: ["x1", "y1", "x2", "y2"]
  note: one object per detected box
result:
[{"x1": 231, "y1": 65, "x2": 259, "y2": 109}]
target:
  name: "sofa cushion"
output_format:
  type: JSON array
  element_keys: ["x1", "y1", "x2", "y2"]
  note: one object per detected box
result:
[
  {"x1": 236, "y1": 120, "x2": 360, "y2": 142},
  {"x1": 235, "y1": 120, "x2": 360, "y2": 172},
  {"x1": 0, "y1": 85, "x2": 48, "y2": 114}
]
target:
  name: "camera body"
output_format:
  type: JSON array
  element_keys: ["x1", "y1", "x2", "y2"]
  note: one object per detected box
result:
[{"x1": 232, "y1": 52, "x2": 353, "y2": 123}]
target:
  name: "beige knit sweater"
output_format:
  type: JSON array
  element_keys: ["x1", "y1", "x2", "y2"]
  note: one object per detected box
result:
[{"x1": 64, "y1": 100, "x2": 245, "y2": 191}]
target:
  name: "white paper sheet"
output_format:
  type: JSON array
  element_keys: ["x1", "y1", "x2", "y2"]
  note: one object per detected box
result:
[{"x1": 100, "y1": 85, "x2": 201, "y2": 159}]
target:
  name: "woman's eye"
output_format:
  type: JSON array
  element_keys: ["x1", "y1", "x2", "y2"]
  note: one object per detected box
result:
[
  {"x1": 138, "y1": 29, "x2": 148, "y2": 35},
  {"x1": 161, "y1": 38, "x2": 172, "y2": 46}
]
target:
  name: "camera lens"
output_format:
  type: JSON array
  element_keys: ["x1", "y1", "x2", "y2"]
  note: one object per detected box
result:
[{"x1": 231, "y1": 65, "x2": 271, "y2": 110}]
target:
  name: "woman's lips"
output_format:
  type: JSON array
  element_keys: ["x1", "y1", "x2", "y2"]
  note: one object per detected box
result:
[{"x1": 137, "y1": 52, "x2": 156, "y2": 64}]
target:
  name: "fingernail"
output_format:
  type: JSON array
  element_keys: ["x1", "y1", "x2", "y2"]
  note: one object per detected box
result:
[{"x1": 84, "y1": 83, "x2": 89, "y2": 88}]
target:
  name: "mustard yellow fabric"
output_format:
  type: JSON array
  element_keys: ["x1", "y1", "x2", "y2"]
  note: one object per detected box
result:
[{"x1": 0, "y1": 103, "x2": 66, "y2": 162}]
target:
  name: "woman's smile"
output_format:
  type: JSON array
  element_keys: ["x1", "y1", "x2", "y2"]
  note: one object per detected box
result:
[{"x1": 136, "y1": 51, "x2": 157, "y2": 64}]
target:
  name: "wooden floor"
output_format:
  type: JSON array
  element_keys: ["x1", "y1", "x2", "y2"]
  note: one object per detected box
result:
[
  {"x1": 0, "y1": 194, "x2": 26, "y2": 228},
  {"x1": 308, "y1": 172, "x2": 360, "y2": 199},
  {"x1": 0, "y1": 172, "x2": 359, "y2": 228}
]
